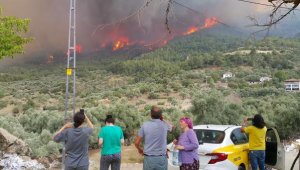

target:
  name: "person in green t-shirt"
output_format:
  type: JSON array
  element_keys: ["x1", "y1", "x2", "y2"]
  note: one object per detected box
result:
[{"x1": 98, "y1": 115, "x2": 124, "y2": 170}]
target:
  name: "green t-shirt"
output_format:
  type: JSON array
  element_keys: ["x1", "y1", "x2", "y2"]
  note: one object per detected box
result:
[{"x1": 98, "y1": 125, "x2": 124, "y2": 155}]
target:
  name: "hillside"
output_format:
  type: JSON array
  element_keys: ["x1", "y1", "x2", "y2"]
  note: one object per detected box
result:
[{"x1": 0, "y1": 32, "x2": 300, "y2": 159}]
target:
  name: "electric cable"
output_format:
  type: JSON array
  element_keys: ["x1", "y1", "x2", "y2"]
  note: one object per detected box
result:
[
  {"x1": 173, "y1": 0, "x2": 231, "y2": 27},
  {"x1": 290, "y1": 149, "x2": 300, "y2": 170}
]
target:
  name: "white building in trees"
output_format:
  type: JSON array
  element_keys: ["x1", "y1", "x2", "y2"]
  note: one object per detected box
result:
[
  {"x1": 222, "y1": 72, "x2": 233, "y2": 79},
  {"x1": 284, "y1": 79, "x2": 300, "y2": 91}
]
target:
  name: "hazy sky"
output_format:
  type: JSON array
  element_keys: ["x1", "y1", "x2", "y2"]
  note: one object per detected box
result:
[{"x1": 0, "y1": 0, "x2": 299, "y2": 64}]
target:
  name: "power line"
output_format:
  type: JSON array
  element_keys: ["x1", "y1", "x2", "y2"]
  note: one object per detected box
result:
[
  {"x1": 173, "y1": 1, "x2": 205, "y2": 17},
  {"x1": 238, "y1": 0, "x2": 300, "y2": 11},
  {"x1": 173, "y1": 0, "x2": 232, "y2": 27}
]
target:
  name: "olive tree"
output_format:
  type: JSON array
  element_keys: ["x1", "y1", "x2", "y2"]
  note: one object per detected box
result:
[{"x1": 0, "y1": 8, "x2": 32, "y2": 59}]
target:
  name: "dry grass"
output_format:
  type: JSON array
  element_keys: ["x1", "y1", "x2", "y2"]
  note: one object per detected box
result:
[{"x1": 121, "y1": 145, "x2": 144, "y2": 163}]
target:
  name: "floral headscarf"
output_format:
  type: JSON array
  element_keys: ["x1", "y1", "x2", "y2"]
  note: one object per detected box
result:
[{"x1": 180, "y1": 117, "x2": 193, "y2": 129}]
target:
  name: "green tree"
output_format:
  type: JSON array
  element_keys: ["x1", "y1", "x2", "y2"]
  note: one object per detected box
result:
[
  {"x1": 191, "y1": 90, "x2": 225, "y2": 124},
  {"x1": 274, "y1": 71, "x2": 288, "y2": 82},
  {"x1": 0, "y1": 8, "x2": 32, "y2": 59}
]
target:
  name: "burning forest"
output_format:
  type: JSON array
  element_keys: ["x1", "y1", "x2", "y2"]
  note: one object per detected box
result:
[
  {"x1": 1, "y1": 0, "x2": 286, "y2": 64},
  {"x1": 94, "y1": 16, "x2": 219, "y2": 52},
  {"x1": 0, "y1": 0, "x2": 228, "y2": 63}
]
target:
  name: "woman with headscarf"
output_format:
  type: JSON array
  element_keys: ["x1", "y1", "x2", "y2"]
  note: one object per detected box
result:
[
  {"x1": 53, "y1": 109, "x2": 94, "y2": 170},
  {"x1": 241, "y1": 114, "x2": 267, "y2": 170},
  {"x1": 174, "y1": 117, "x2": 199, "y2": 170}
]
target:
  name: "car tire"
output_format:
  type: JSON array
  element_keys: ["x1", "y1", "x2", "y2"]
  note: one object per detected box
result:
[{"x1": 238, "y1": 165, "x2": 245, "y2": 170}]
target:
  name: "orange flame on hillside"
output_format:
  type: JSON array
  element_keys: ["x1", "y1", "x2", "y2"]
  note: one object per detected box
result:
[
  {"x1": 112, "y1": 37, "x2": 129, "y2": 51},
  {"x1": 65, "y1": 44, "x2": 83, "y2": 56},
  {"x1": 200, "y1": 17, "x2": 218, "y2": 29},
  {"x1": 75, "y1": 44, "x2": 83, "y2": 53},
  {"x1": 183, "y1": 17, "x2": 218, "y2": 36},
  {"x1": 183, "y1": 26, "x2": 199, "y2": 35},
  {"x1": 96, "y1": 17, "x2": 218, "y2": 51}
]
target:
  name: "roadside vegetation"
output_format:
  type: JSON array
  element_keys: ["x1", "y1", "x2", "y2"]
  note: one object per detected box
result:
[{"x1": 0, "y1": 30, "x2": 300, "y2": 157}]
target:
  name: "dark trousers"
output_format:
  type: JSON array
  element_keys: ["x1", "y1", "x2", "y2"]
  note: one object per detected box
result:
[
  {"x1": 180, "y1": 159, "x2": 199, "y2": 170},
  {"x1": 100, "y1": 153, "x2": 121, "y2": 170},
  {"x1": 65, "y1": 165, "x2": 89, "y2": 170}
]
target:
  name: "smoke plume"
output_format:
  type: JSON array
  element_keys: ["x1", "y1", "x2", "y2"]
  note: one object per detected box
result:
[{"x1": 1, "y1": 0, "x2": 297, "y2": 65}]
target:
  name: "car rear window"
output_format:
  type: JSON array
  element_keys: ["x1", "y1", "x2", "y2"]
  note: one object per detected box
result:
[{"x1": 194, "y1": 129, "x2": 225, "y2": 144}]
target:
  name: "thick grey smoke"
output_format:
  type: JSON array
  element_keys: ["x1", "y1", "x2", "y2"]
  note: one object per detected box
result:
[{"x1": 0, "y1": 0, "x2": 299, "y2": 65}]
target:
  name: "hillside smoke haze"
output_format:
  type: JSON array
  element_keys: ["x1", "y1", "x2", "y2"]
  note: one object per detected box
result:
[{"x1": 0, "y1": 0, "x2": 298, "y2": 65}]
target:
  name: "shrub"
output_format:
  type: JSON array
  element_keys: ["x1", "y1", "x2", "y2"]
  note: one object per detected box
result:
[
  {"x1": 0, "y1": 101, "x2": 7, "y2": 109},
  {"x1": 148, "y1": 92, "x2": 159, "y2": 99},
  {"x1": 23, "y1": 99, "x2": 35, "y2": 111},
  {"x1": 43, "y1": 105, "x2": 59, "y2": 111},
  {"x1": 124, "y1": 88, "x2": 141, "y2": 99},
  {"x1": 169, "y1": 81, "x2": 182, "y2": 92},
  {"x1": 45, "y1": 141, "x2": 61, "y2": 155},
  {"x1": 157, "y1": 101, "x2": 165, "y2": 105},
  {"x1": 136, "y1": 100, "x2": 146, "y2": 106},
  {"x1": 40, "y1": 129, "x2": 52, "y2": 145},
  {"x1": 179, "y1": 91, "x2": 189, "y2": 99},
  {"x1": 32, "y1": 147, "x2": 49, "y2": 157},
  {"x1": 138, "y1": 83, "x2": 153, "y2": 94},
  {"x1": 167, "y1": 97, "x2": 178, "y2": 106},
  {"x1": 12, "y1": 107, "x2": 20, "y2": 114},
  {"x1": 19, "y1": 110, "x2": 64, "y2": 134},
  {"x1": 0, "y1": 90, "x2": 5, "y2": 98}
]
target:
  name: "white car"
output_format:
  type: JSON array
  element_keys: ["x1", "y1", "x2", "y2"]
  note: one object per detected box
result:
[{"x1": 167, "y1": 125, "x2": 285, "y2": 170}]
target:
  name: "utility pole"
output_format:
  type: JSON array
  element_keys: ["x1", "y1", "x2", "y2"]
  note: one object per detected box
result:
[{"x1": 63, "y1": 0, "x2": 77, "y2": 168}]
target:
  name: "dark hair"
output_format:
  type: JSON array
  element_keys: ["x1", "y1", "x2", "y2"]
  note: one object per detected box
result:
[
  {"x1": 252, "y1": 114, "x2": 266, "y2": 129},
  {"x1": 74, "y1": 111, "x2": 85, "y2": 128},
  {"x1": 105, "y1": 115, "x2": 115, "y2": 124},
  {"x1": 151, "y1": 106, "x2": 162, "y2": 119}
]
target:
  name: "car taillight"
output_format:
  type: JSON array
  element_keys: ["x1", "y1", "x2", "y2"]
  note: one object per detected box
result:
[{"x1": 206, "y1": 153, "x2": 228, "y2": 164}]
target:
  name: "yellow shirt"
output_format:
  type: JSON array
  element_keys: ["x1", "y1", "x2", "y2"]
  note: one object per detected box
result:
[{"x1": 244, "y1": 125, "x2": 267, "y2": 150}]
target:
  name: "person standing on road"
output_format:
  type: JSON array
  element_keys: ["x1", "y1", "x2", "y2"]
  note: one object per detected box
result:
[
  {"x1": 134, "y1": 106, "x2": 173, "y2": 170},
  {"x1": 53, "y1": 109, "x2": 94, "y2": 170},
  {"x1": 98, "y1": 115, "x2": 124, "y2": 170},
  {"x1": 173, "y1": 117, "x2": 199, "y2": 170},
  {"x1": 241, "y1": 114, "x2": 267, "y2": 170}
]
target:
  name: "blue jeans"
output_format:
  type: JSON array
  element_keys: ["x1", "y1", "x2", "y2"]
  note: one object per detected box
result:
[
  {"x1": 143, "y1": 155, "x2": 168, "y2": 170},
  {"x1": 249, "y1": 150, "x2": 265, "y2": 170},
  {"x1": 100, "y1": 153, "x2": 121, "y2": 170}
]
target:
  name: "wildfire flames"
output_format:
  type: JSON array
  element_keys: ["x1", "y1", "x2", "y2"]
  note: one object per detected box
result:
[
  {"x1": 200, "y1": 17, "x2": 218, "y2": 29},
  {"x1": 183, "y1": 27, "x2": 199, "y2": 35},
  {"x1": 65, "y1": 44, "x2": 83, "y2": 56},
  {"x1": 112, "y1": 38, "x2": 129, "y2": 51},
  {"x1": 95, "y1": 17, "x2": 218, "y2": 51},
  {"x1": 183, "y1": 17, "x2": 218, "y2": 35},
  {"x1": 75, "y1": 44, "x2": 83, "y2": 53}
]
